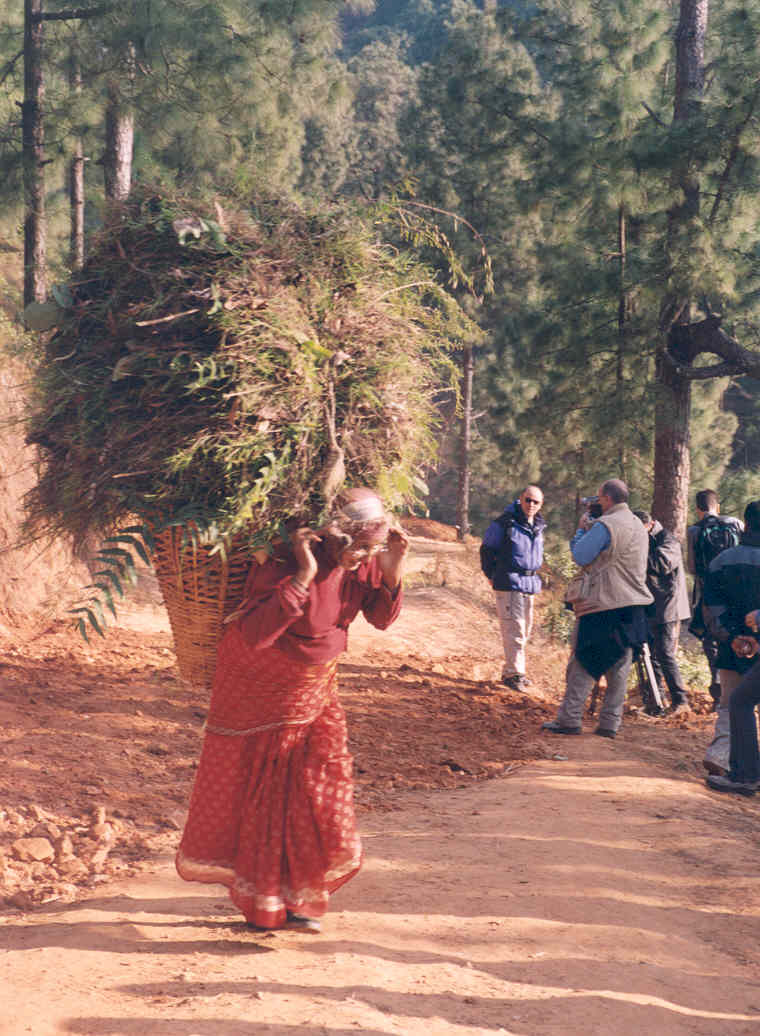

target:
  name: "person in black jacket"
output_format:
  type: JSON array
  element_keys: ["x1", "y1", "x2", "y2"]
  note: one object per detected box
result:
[
  {"x1": 706, "y1": 621, "x2": 760, "y2": 797},
  {"x1": 480, "y1": 486, "x2": 545, "y2": 691},
  {"x1": 686, "y1": 489, "x2": 743, "y2": 707},
  {"x1": 633, "y1": 510, "x2": 691, "y2": 714},
  {"x1": 702, "y1": 500, "x2": 760, "y2": 776}
]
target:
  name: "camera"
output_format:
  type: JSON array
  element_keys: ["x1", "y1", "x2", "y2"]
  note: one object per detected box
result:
[{"x1": 580, "y1": 495, "x2": 603, "y2": 519}]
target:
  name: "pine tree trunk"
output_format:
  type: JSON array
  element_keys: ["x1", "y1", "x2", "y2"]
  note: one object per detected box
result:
[
  {"x1": 652, "y1": 0, "x2": 709, "y2": 536},
  {"x1": 616, "y1": 204, "x2": 627, "y2": 481},
  {"x1": 70, "y1": 142, "x2": 85, "y2": 268},
  {"x1": 22, "y1": 0, "x2": 46, "y2": 306},
  {"x1": 69, "y1": 57, "x2": 84, "y2": 270},
  {"x1": 103, "y1": 66, "x2": 134, "y2": 202},
  {"x1": 652, "y1": 346, "x2": 691, "y2": 538},
  {"x1": 456, "y1": 345, "x2": 474, "y2": 540},
  {"x1": 672, "y1": 0, "x2": 707, "y2": 217}
]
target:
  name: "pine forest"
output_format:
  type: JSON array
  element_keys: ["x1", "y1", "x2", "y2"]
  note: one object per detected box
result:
[{"x1": 3, "y1": 0, "x2": 760, "y2": 555}]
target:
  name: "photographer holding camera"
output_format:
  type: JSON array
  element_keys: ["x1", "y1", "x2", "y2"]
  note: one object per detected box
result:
[
  {"x1": 632, "y1": 509, "x2": 691, "y2": 715},
  {"x1": 542, "y1": 479, "x2": 652, "y2": 738}
]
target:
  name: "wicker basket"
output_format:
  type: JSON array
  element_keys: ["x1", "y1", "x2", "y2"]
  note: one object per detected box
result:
[{"x1": 151, "y1": 526, "x2": 253, "y2": 692}]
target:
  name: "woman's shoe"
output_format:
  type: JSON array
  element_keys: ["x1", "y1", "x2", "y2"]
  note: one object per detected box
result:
[{"x1": 285, "y1": 911, "x2": 322, "y2": 933}]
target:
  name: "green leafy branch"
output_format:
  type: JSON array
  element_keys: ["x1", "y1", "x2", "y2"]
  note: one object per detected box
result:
[
  {"x1": 71, "y1": 526, "x2": 153, "y2": 640},
  {"x1": 379, "y1": 183, "x2": 495, "y2": 301},
  {"x1": 70, "y1": 507, "x2": 232, "y2": 640}
]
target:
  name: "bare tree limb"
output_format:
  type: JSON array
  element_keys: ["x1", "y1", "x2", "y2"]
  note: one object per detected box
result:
[
  {"x1": 662, "y1": 318, "x2": 760, "y2": 378},
  {"x1": 641, "y1": 101, "x2": 668, "y2": 128},
  {"x1": 0, "y1": 48, "x2": 24, "y2": 87},
  {"x1": 36, "y1": 5, "x2": 108, "y2": 21}
]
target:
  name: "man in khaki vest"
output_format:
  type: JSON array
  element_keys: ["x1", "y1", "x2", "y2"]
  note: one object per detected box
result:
[{"x1": 543, "y1": 479, "x2": 653, "y2": 738}]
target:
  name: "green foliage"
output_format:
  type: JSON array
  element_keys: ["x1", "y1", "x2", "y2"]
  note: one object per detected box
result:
[
  {"x1": 398, "y1": 0, "x2": 760, "y2": 530},
  {"x1": 71, "y1": 525, "x2": 152, "y2": 639},
  {"x1": 7, "y1": 0, "x2": 760, "y2": 560},
  {"x1": 25, "y1": 187, "x2": 469, "y2": 563},
  {"x1": 540, "y1": 543, "x2": 576, "y2": 644}
]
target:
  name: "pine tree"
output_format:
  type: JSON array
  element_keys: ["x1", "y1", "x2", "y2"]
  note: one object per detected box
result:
[{"x1": 650, "y1": 0, "x2": 760, "y2": 535}]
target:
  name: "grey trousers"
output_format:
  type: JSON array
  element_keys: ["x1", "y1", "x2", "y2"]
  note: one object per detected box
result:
[
  {"x1": 494, "y1": 590, "x2": 534, "y2": 678},
  {"x1": 704, "y1": 669, "x2": 742, "y2": 772},
  {"x1": 556, "y1": 646, "x2": 634, "y2": 733}
]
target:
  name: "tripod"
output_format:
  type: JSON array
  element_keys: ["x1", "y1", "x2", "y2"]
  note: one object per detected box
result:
[
  {"x1": 588, "y1": 642, "x2": 666, "y2": 716},
  {"x1": 634, "y1": 641, "x2": 666, "y2": 715}
]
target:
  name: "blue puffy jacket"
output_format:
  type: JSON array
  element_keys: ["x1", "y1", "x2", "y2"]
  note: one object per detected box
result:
[{"x1": 480, "y1": 501, "x2": 545, "y2": 593}]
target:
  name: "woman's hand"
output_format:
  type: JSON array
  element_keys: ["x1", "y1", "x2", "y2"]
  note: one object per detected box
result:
[
  {"x1": 745, "y1": 609, "x2": 760, "y2": 633},
  {"x1": 378, "y1": 527, "x2": 410, "y2": 590},
  {"x1": 291, "y1": 527, "x2": 320, "y2": 588}
]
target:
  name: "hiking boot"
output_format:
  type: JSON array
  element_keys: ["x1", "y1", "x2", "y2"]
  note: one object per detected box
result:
[
  {"x1": 703, "y1": 759, "x2": 727, "y2": 777},
  {"x1": 594, "y1": 727, "x2": 616, "y2": 739},
  {"x1": 670, "y1": 700, "x2": 690, "y2": 717},
  {"x1": 644, "y1": 703, "x2": 666, "y2": 717},
  {"x1": 541, "y1": 720, "x2": 582, "y2": 735},
  {"x1": 705, "y1": 774, "x2": 758, "y2": 797}
]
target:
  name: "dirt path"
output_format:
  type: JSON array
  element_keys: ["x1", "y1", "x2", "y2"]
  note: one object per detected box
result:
[
  {"x1": 2, "y1": 536, "x2": 760, "y2": 1034},
  {"x1": 3, "y1": 739, "x2": 759, "y2": 1036}
]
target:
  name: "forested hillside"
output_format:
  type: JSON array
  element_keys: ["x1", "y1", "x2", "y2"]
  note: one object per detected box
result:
[{"x1": 3, "y1": 0, "x2": 760, "y2": 553}]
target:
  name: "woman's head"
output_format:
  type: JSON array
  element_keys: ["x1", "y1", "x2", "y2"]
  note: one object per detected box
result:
[{"x1": 322, "y1": 488, "x2": 390, "y2": 569}]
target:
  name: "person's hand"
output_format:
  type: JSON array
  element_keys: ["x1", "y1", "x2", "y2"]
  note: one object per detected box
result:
[
  {"x1": 291, "y1": 527, "x2": 320, "y2": 587},
  {"x1": 731, "y1": 635, "x2": 758, "y2": 659},
  {"x1": 579, "y1": 511, "x2": 594, "y2": 531},
  {"x1": 745, "y1": 609, "x2": 760, "y2": 633},
  {"x1": 377, "y1": 527, "x2": 410, "y2": 590}
]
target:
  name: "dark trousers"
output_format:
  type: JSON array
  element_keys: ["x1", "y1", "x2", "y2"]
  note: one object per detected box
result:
[
  {"x1": 692, "y1": 597, "x2": 722, "y2": 702},
  {"x1": 728, "y1": 659, "x2": 760, "y2": 783},
  {"x1": 702, "y1": 634, "x2": 721, "y2": 702},
  {"x1": 648, "y1": 619, "x2": 688, "y2": 706}
]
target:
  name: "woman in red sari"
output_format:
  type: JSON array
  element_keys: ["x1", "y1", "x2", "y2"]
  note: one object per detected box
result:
[{"x1": 176, "y1": 489, "x2": 408, "y2": 932}]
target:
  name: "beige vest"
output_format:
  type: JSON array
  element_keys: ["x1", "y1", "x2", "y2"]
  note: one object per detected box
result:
[{"x1": 574, "y1": 503, "x2": 654, "y2": 616}]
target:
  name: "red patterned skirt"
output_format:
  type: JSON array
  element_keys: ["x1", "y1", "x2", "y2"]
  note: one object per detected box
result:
[{"x1": 176, "y1": 629, "x2": 361, "y2": 928}]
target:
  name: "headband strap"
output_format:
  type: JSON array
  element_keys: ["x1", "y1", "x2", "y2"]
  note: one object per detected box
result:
[{"x1": 338, "y1": 496, "x2": 387, "y2": 524}]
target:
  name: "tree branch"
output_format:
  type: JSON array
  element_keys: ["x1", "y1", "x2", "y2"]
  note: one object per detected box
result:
[
  {"x1": 709, "y1": 85, "x2": 760, "y2": 225},
  {"x1": 641, "y1": 101, "x2": 667, "y2": 128},
  {"x1": 662, "y1": 318, "x2": 760, "y2": 378},
  {"x1": 36, "y1": 5, "x2": 108, "y2": 21},
  {"x1": 0, "y1": 48, "x2": 24, "y2": 87}
]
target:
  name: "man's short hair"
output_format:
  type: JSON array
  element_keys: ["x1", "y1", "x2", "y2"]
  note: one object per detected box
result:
[
  {"x1": 601, "y1": 478, "x2": 628, "y2": 504},
  {"x1": 696, "y1": 489, "x2": 719, "y2": 512},
  {"x1": 633, "y1": 509, "x2": 651, "y2": 525},
  {"x1": 744, "y1": 500, "x2": 760, "y2": 533},
  {"x1": 521, "y1": 484, "x2": 543, "y2": 500}
]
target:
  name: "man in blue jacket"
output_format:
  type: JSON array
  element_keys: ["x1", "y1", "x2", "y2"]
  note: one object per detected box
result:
[{"x1": 480, "y1": 485, "x2": 545, "y2": 691}]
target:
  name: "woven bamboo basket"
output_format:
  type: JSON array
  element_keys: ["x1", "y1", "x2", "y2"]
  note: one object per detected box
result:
[{"x1": 151, "y1": 526, "x2": 253, "y2": 692}]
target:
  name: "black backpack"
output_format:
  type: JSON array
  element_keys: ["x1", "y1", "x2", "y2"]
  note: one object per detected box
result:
[
  {"x1": 693, "y1": 515, "x2": 741, "y2": 578},
  {"x1": 479, "y1": 513, "x2": 514, "y2": 580}
]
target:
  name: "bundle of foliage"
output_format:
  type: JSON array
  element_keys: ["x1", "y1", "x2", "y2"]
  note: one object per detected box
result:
[{"x1": 24, "y1": 188, "x2": 466, "y2": 559}]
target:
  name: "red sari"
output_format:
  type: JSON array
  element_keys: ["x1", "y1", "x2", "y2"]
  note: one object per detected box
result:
[{"x1": 176, "y1": 545, "x2": 401, "y2": 927}]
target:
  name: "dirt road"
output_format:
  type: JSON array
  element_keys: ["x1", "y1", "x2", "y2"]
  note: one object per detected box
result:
[
  {"x1": 2, "y1": 536, "x2": 760, "y2": 1034},
  {"x1": 3, "y1": 740, "x2": 759, "y2": 1035}
]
